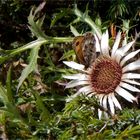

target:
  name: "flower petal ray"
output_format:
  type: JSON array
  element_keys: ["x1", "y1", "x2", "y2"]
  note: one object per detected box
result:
[{"x1": 63, "y1": 61, "x2": 85, "y2": 70}]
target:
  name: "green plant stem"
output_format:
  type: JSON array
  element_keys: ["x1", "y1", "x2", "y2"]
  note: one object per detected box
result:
[{"x1": 0, "y1": 37, "x2": 73, "y2": 64}]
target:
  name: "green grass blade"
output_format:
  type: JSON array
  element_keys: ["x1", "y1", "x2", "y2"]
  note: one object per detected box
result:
[
  {"x1": 0, "y1": 84, "x2": 9, "y2": 104},
  {"x1": 33, "y1": 91, "x2": 51, "y2": 123},
  {"x1": 6, "y1": 66, "x2": 14, "y2": 104}
]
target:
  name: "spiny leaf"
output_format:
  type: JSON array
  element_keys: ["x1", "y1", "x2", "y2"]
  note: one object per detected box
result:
[
  {"x1": 70, "y1": 25, "x2": 80, "y2": 36},
  {"x1": 28, "y1": 5, "x2": 47, "y2": 39},
  {"x1": 74, "y1": 4, "x2": 102, "y2": 39},
  {"x1": 0, "y1": 85, "x2": 22, "y2": 120},
  {"x1": 0, "y1": 38, "x2": 47, "y2": 64},
  {"x1": 50, "y1": 9, "x2": 72, "y2": 28},
  {"x1": 59, "y1": 50, "x2": 75, "y2": 61},
  {"x1": 17, "y1": 45, "x2": 40, "y2": 91}
]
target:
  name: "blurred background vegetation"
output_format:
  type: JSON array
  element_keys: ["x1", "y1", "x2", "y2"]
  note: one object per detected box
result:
[{"x1": 0, "y1": 0, "x2": 140, "y2": 139}]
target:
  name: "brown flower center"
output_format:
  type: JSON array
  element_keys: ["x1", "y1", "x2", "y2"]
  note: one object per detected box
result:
[{"x1": 90, "y1": 56, "x2": 122, "y2": 94}]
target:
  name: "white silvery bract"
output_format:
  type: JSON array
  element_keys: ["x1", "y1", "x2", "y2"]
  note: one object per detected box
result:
[{"x1": 63, "y1": 30, "x2": 140, "y2": 119}]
